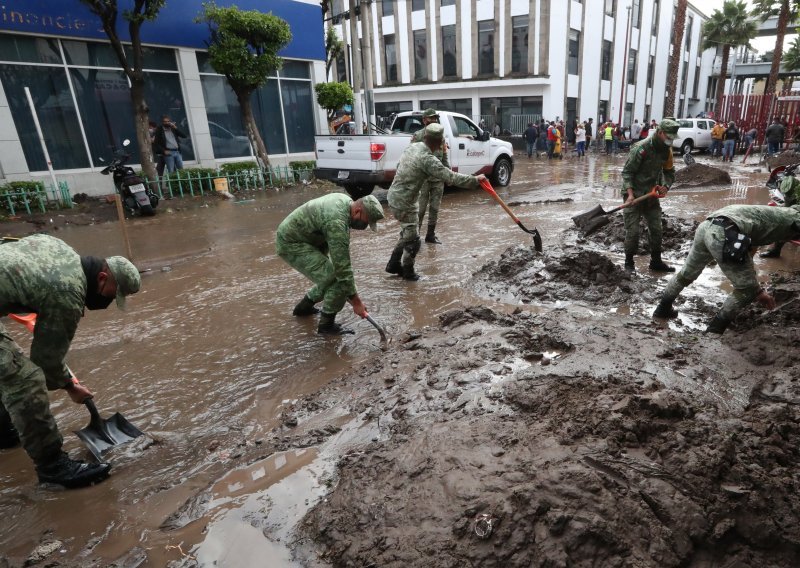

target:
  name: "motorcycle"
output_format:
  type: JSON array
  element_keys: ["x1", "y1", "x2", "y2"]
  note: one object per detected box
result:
[{"x1": 99, "y1": 139, "x2": 158, "y2": 217}]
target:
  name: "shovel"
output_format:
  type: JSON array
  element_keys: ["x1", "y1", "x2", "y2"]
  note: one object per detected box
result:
[
  {"x1": 364, "y1": 312, "x2": 390, "y2": 351},
  {"x1": 572, "y1": 188, "x2": 659, "y2": 236},
  {"x1": 479, "y1": 178, "x2": 543, "y2": 252},
  {"x1": 7, "y1": 313, "x2": 144, "y2": 460}
]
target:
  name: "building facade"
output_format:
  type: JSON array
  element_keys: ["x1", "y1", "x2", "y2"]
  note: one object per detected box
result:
[
  {"x1": 332, "y1": 0, "x2": 718, "y2": 133},
  {"x1": 0, "y1": 0, "x2": 327, "y2": 194}
]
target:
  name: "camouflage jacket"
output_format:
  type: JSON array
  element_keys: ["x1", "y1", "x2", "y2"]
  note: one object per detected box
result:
[
  {"x1": 709, "y1": 205, "x2": 800, "y2": 246},
  {"x1": 411, "y1": 129, "x2": 449, "y2": 167},
  {"x1": 0, "y1": 235, "x2": 84, "y2": 389},
  {"x1": 276, "y1": 193, "x2": 357, "y2": 297},
  {"x1": 779, "y1": 175, "x2": 800, "y2": 207},
  {"x1": 388, "y1": 143, "x2": 478, "y2": 211},
  {"x1": 621, "y1": 137, "x2": 676, "y2": 198}
]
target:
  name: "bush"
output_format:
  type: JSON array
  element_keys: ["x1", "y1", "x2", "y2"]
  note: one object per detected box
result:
[
  {"x1": 289, "y1": 160, "x2": 316, "y2": 182},
  {"x1": 0, "y1": 181, "x2": 47, "y2": 214},
  {"x1": 162, "y1": 167, "x2": 218, "y2": 195},
  {"x1": 219, "y1": 161, "x2": 259, "y2": 174}
]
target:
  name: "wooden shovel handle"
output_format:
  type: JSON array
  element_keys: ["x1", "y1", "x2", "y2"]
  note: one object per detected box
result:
[
  {"x1": 605, "y1": 189, "x2": 659, "y2": 215},
  {"x1": 479, "y1": 178, "x2": 520, "y2": 223}
]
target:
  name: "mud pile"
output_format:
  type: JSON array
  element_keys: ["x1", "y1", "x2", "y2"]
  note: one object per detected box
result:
[
  {"x1": 296, "y1": 306, "x2": 800, "y2": 567},
  {"x1": 767, "y1": 149, "x2": 800, "y2": 169},
  {"x1": 470, "y1": 245, "x2": 654, "y2": 305},
  {"x1": 673, "y1": 163, "x2": 732, "y2": 188},
  {"x1": 575, "y1": 213, "x2": 699, "y2": 255}
]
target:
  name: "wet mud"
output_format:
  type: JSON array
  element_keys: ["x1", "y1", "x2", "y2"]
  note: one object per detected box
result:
[
  {"x1": 673, "y1": 163, "x2": 732, "y2": 189},
  {"x1": 767, "y1": 149, "x2": 800, "y2": 170},
  {"x1": 571, "y1": 212, "x2": 700, "y2": 256}
]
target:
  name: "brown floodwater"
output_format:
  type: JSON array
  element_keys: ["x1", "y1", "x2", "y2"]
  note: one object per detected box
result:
[{"x1": 0, "y1": 152, "x2": 796, "y2": 566}]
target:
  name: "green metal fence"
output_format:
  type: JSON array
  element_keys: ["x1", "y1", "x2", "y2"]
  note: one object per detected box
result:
[
  {"x1": 0, "y1": 180, "x2": 73, "y2": 216},
  {"x1": 150, "y1": 165, "x2": 314, "y2": 199}
]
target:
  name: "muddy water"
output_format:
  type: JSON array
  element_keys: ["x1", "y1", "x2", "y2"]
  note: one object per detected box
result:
[{"x1": 0, "y1": 153, "x2": 796, "y2": 566}]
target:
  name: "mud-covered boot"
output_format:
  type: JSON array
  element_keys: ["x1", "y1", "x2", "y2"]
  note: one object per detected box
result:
[
  {"x1": 401, "y1": 264, "x2": 420, "y2": 281},
  {"x1": 760, "y1": 242, "x2": 785, "y2": 258},
  {"x1": 36, "y1": 452, "x2": 111, "y2": 489},
  {"x1": 385, "y1": 246, "x2": 403, "y2": 275},
  {"x1": 705, "y1": 314, "x2": 731, "y2": 334},
  {"x1": 317, "y1": 312, "x2": 354, "y2": 335},
  {"x1": 292, "y1": 295, "x2": 319, "y2": 317},
  {"x1": 648, "y1": 252, "x2": 675, "y2": 273},
  {"x1": 652, "y1": 299, "x2": 679, "y2": 319},
  {"x1": 624, "y1": 254, "x2": 635, "y2": 272},
  {"x1": 425, "y1": 224, "x2": 441, "y2": 244}
]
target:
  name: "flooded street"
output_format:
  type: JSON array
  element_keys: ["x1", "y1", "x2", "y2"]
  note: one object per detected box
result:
[{"x1": 1, "y1": 151, "x2": 798, "y2": 567}]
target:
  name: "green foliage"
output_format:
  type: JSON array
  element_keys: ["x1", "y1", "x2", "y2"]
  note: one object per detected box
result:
[
  {"x1": 315, "y1": 82, "x2": 354, "y2": 117},
  {"x1": 701, "y1": 1, "x2": 758, "y2": 51},
  {"x1": 0, "y1": 181, "x2": 47, "y2": 214},
  {"x1": 289, "y1": 160, "x2": 316, "y2": 171},
  {"x1": 198, "y1": 3, "x2": 292, "y2": 94},
  {"x1": 162, "y1": 167, "x2": 218, "y2": 193},
  {"x1": 219, "y1": 161, "x2": 259, "y2": 174},
  {"x1": 750, "y1": 0, "x2": 800, "y2": 22},
  {"x1": 784, "y1": 32, "x2": 800, "y2": 70},
  {"x1": 325, "y1": 27, "x2": 344, "y2": 74}
]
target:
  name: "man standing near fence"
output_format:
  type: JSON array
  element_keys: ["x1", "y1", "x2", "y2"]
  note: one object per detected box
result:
[
  {"x1": 154, "y1": 115, "x2": 188, "y2": 174},
  {"x1": 413, "y1": 109, "x2": 448, "y2": 245}
]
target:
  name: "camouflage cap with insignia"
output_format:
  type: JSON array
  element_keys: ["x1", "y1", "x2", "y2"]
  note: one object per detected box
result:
[
  {"x1": 106, "y1": 256, "x2": 141, "y2": 310},
  {"x1": 359, "y1": 195, "x2": 385, "y2": 232},
  {"x1": 424, "y1": 123, "x2": 445, "y2": 140},
  {"x1": 658, "y1": 118, "x2": 680, "y2": 139},
  {"x1": 422, "y1": 108, "x2": 439, "y2": 118}
]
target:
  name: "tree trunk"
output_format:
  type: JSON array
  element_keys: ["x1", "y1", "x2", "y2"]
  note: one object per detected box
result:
[
  {"x1": 130, "y1": 76, "x2": 157, "y2": 185},
  {"x1": 765, "y1": 0, "x2": 790, "y2": 97},
  {"x1": 664, "y1": 0, "x2": 688, "y2": 117},
  {"x1": 715, "y1": 46, "x2": 730, "y2": 118},
  {"x1": 236, "y1": 90, "x2": 271, "y2": 171}
]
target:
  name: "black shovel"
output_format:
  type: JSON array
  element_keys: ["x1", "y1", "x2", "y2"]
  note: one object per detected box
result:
[
  {"x1": 75, "y1": 398, "x2": 144, "y2": 461},
  {"x1": 572, "y1": 189, "x2": 658, "y2": 236}
]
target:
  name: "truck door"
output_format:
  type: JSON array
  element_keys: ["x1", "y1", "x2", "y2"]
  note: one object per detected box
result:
[
  {"x1": 445, "y1": 115, "x2": 489, "y2": 174},
  {"x1": 696, "y1": 120, "x2": 712, "y2": 148}
]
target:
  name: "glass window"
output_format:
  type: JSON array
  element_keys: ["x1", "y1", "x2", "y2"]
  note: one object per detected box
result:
[
  {"x1": 511, "y1": 16, "x2": 528, "y2": 74},
  {"x1": 652, "y1": 0, "x2": 659, "y2": 35},
  {"x1": 412, "y1": 0, "x2": 425, "y2": 11},
  {"x1": 0, "y1": 64, "x2": 89, "y2": 171},
  {"x1": 480, "y1": 96, "x2": 543, "y2": 134},
  {"x1": 63, "y1": 40, "x2": 177, "y2": 70},
  {"x1": 647, "y1": 55, "x2": 654, "y2": 88},
  {"x1": 449, "y1": 115, "x2": 480, "y2": 138},
  {"x1": 627, "y1": 49, "x2": 636, "y2": 84},
  {"x1": 441, "y1": 0, "x2": 456, "y2": 5},
  {"x1": 414, "y1": 30, "x2": 427, "y2": 81},
  {"x1": 601, "y1": 40, "x2": 612, "y2": 81},
  {"x1": 685, "y1": 16, "x2": 693, "y2": 50},
  {"x1": 200, "y1": 75, "x2": 252, "y2": 159},
  {"x1": 605, "y1": 0, "x2": 615, "y2": 16},
  {"x1": 196, "y1": 51, "x2": 216, "y2": 73},
  {"x1": 442, "y1": 25, "x2": 457, "y2": 77},
  {"x1": 144, "y1": 71, "x2": 194, "y2": 160},
  {"x1": 280, "y1": 80, "x2": 315, "y2": 153},
  {"x1": 598, "y1": 100, "x2": 609, "y2": 124},
  {"x1": 478, "y1": 20, "x2": 494, "y2": 75},
  {"x1": 384, "y1": 34, "x2": 397, "y2": 82},
  {"x1": 382, "y1": 0, "x2": 394, "y2": 17},
  {"x1": 420, "y1": 98, "x2": 471, "y2": 115},
  {"x1": 693, "y1": 65, "x2": 700, "y2": 98},
  {"x1": 392, "y1": 115, "x2": 425, "y2": 134},
  {"x1": 336, "y1": 50, "x2": 347, "y2": 82},
  {"x1": 0, "y1": 34, "x2": 61, "y2": 64},
  {"x1": 632, "y1": 0, "x2": 641, "y2": 28},
  {"x1": 279, "y1": 60, "x2": 310, "y2": 79},
  {"x1": 568, "y1": 30, "x2": 579, "y2": 75},
  {"x1": 252, "y1": 79, "x2": 287, "y2": 154}
]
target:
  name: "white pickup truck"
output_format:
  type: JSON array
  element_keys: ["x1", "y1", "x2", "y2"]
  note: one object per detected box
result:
[{"x1": 313, "y1": 110, "x2": 515, "y2": 198}]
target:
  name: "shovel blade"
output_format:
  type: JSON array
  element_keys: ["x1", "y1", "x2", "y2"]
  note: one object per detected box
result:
[
  {"x1": 572, "y1": 205, "x2": 607, "y2": 228},
  {"x1": 581, "y1": 214, "x2": 611, "y2": 236},
  {"x1": 75, "y1": 405, "x2": 144, "y2": 461}
]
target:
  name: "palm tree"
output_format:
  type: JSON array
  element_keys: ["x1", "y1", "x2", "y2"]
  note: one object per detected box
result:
[
  {"x1": 784, "y1": 32, "x2": 800, "y2": 70},
  {"x1": 701, "y1": 1, "x2": 758, "y2": 114},
  {"x1": 664, "y1": 0, "x2": 688, "y2": 117},
  {"x1": 751, "y1": 0, "x2": 800, "y2": 96}
]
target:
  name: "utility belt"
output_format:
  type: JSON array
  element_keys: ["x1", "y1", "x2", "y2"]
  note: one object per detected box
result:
[{"x1": 711, "y1": 216, "x2": 751, "y2": 263}]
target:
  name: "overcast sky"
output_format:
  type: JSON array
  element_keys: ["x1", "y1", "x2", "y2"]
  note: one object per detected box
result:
[{"x1": 694, "y1": 0, "x2": 796, "y2": 53}]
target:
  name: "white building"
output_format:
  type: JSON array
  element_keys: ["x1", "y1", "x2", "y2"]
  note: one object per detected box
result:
[{"x1": 332, "y1": 0, "x2": 719, "y2": 133}]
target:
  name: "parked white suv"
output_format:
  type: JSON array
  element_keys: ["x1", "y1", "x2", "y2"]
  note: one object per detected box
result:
[{"x1": 672, "y1": 118, "x2": 714, "y2": 155}]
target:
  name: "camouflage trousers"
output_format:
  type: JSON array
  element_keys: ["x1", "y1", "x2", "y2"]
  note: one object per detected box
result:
[
  {"x1": 662, "y1": 221, "x2": 761, "y2": 320},
  {"x1": 418, "y1": 181, "x2": 444, "y2": 227},
  {"x1": 390, "y1": 205, "x2": 421, "y2": 268},
  {"x1": 623, "y1": 201, "x2": 663, "y2": 255},
  {"x1": 277, "y1": 240, "x2": 351, "y2": 314},
  {"x1": 0, "y1": 324, "x2": 62, "y2": 465}
]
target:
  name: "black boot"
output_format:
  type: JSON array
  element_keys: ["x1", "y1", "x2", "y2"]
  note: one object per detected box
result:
[
  {"x1": 292, "y1": 295, "x2": 319, "y2": 316},
  {"x1": 0, "y1": 408, "x2": 19, "y2": 449},
  {"x1": 760, "y1": 242, "x2": 785, "y2": 258},
  {"x1": 317, "y1": 312, "x2": 354, "y2": 335},
  {"x1": 385, "y1": 245, "x2": 403, "y2": 275},
  {"x1": 624, "y1": 254, "x2": 635, "y2": 272},
  {"x1": 425, "y1": 224, "x2": 441, "y2": 244},
  {"x1": 402, "y1": 264, "x2": 420, "y2": 281},
  {"x1": 648, "y1": 252, "x2": 675, "y2": 272},
  {"x1": 36, "y1": 452, "x2": 111, "y2": 489},
  {"x1": 653, "y1": 299, "x2": 679, "y2": 319},
  {"x1": 706, "y1": 314, "x2": 731, "y2": 334}
]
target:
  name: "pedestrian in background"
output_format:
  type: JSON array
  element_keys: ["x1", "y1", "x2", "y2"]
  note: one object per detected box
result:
[
  {"x1": 710, "y1": 121, "x2": 725, "y2": 158},
  {"x1": 575, "y1": 122, "x2": 586, "y2": 158},
  {"x1": 153, "y1": 115, "x2": 188, "y2": 174},
  {"x1": 630, "y1": 119, "x2": 642, "y2": 141},
  {"x1": 722, "y1": 121, "x2": 739, "y2": 162},
  {"x1": 765, "y1": 118, "x2": 785, "y2": 155},
  {"x1": 604, "y1": 122, "x2": 614, "y2": 154},
  {"x1": 524, "y1": 122, "x2": 539, "y2": 159},
  {"x1": 585, "y1": 118, "x2": 594, "y2": 151}
]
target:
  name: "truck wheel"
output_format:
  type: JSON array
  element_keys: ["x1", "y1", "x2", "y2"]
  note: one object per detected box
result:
[
  {"x1": 344, "y1": 184, "x2": 374, "y2": 199},
  {"x1": 680, "y1": 140, "x2": 694, "y2": 155},
  {"x1": 492, "y1": 158, "x2": 512, "y2": 187}
]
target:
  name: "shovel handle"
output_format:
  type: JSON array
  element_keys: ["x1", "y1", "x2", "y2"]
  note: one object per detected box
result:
[
  {"x1": 604, "y1": 189, "x2": 658, "y2": 215},
  {"x1": 364, "y1": 312, "x2": 389, "y2": 345},
  {"x1": 480, "y1": 178, "x2": 520, "y2": 223},
  {"x1": 83, "y1": 398, "x2": 104, "y2": 429}
]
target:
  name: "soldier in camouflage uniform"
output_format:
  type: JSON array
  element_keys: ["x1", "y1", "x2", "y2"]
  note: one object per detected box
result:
[
  {"x1": 760, "y1": 172, "x2": 800, "y2": 258},
  {"x1": 0, "y1": 235, "x2": 140, "y2": 488},
  {"x1": 386, "y1": 123, "x2": 486, "y2": 281},
  {"x1": 413, "y1": 108, "x2": 448, "y2": 245},
  {"x1": 277, "y1": 193, "x2": 384, "y2": 335},
  {"x1": 621, "y1": 118, "x2": 679, "y2": 272},
  {"x1": 653, "y1": 204, "x2": 800, "y2": 333}
]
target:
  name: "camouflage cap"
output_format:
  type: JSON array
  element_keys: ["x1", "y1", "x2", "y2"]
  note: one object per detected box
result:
[
  {"x1": 359, "y1": 195, "x2": 385, "y2": 231},
  {"x1": 658, "y1": 118, "x2": 680, "y2": 139},
  {"x1": 106, "y1": 256, "x2": 141, "y2": 309},
  {"x1": 424, "y1": 123, "x2": 445, "y2": 141},
  {"x1": 422, "y1": 108, "x2": 439, "y2": 118}
]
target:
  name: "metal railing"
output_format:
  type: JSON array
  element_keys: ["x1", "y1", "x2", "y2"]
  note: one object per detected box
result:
[
  {"x1": 147, "y1": 165, "x2": 315, "y2": 199},
  {"x1": 1, "y1": 181, "x2": 72, "y2": 216}
]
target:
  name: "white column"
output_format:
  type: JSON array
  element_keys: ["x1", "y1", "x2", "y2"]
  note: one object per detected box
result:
[{"x1": 176, "y1": 49, "x2": 215, "y2": 167}]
